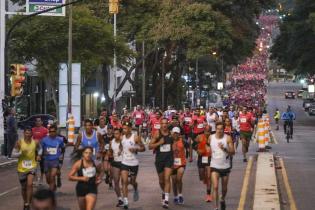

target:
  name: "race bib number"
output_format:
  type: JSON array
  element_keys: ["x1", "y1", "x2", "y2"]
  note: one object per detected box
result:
[
  {"x1": 124, "y1": 152, "x2": 135, "y2": 161},
  {"x1": 104, "y1": 144, "x2": 110, "y2": 150},
  {"x1": 160, "y1": 144, "x2": 171, "y2": 152},
  {"x1": 213, "y1": 150, "x2": 224, "y2": 159},
  {"x1": 136, "y1": 114, "x2": 142, "y2": 119},
  {"x1": 240, "y1": 118, "x2": 247, "y2": 123},
  {"x1": 154, "y1": 124, "x2": 161, "y2": 130},
  {"x1": 202, "y1": 156, "x2": 209, "y2": 164},
  {"x1": 197, "y1": 123, "x2": 204, "y2": 129},
  {"x1": 82, "y1": 167, "x2": 96, "y2": 178},
  {"x1": 47, "y1": 147, "x2": 57, "y2": 155},
  {"x1": 143, "y1": 122, "x2": 147, "y2": 127},
  {"x1": 22, "y1": 160, "x2": 33, "y2": 169},
  {"x1": 174, "y1": 158, "x2": 182, "y2": 166},
  {"x1": 184, "y1": 117, "x2": 192, "y2": 123}
]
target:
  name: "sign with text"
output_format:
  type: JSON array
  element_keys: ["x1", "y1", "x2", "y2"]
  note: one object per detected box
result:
[{"x1": 26, "y1": 0, "x2": 65, "y2": 16}]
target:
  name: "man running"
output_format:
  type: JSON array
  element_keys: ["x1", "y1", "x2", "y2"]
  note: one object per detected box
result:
[
  {"x1": 209, "y1": 122, "x2": 235, "y2": 210},
  {"x1": 171, "y1": 127, "x2": 186, "y2": 205},
  {"x1": 149, "y1": 118, "x2": 173, "y2": 209},
  {"x1": 196, "y1": 125, "x2": 212, "y2": 202},
  {"x1": 32, "y1": 117, "x2": 48, "y2": 184},
  {"x1": 191, "y1": 109, "x2": 206, "y2": 162},
  {"x1": 41, "y1": 124, "x2": 65, "y2": 192},
  {"x1": 150, "y1": 111, "x2": 162, "y2": 138},
  {"x1": 181, "y1": 107, "x2": 193, "y2": 159},
  {"x1": 132, "y1": 105, "x2": 146, "y2": 133},
  {"x1": 120, "y1": 121, "x2": 145, "y2": 209},
  {"x1": 12, "y1": 127, "x2": 41, "y2": 210},
  {"x1": 239, "y1": 107, "x2": 254, "y2": 162}
]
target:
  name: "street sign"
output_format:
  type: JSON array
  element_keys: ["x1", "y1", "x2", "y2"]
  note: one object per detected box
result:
[{"x1": 26, "y1": 0, "x2": 65, "y2": 16}]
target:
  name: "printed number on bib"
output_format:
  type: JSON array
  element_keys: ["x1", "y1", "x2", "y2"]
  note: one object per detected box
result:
[
  {"x1": 240, "y1": 118, "x2": 247, "y2": 123},
  {"x1": 202, "y1": 156, "x2": 209, "y2": 164},
  {"x1": 82, "y1": 167, "x2": 96, "y2": 178},
  {"x1": 47, "y1": 148, "x2": 57, "y2": 155},
  {"x1": 160, "y1": 144, "x2": 171, "y2": 152},
  {"x1": 154, "y1": 124, "x2": 161, "y2": 130},
  {"x1": 213, "y1": 150, "x2": 224, "y2": 159},
  {"x1": 197, "y1": 123, "x2": 204, "y2": 129},
  {"x1": 104, "y1": 144, "x2": 110, "y2": 150},
  {"x1": 22, "y1": 160, "x2": 33, "y2": 169},
  {"x1": 184, "y1": 117, "x2": 192, "y2": 122},
  {"x1": 124, "y1": 152, "x2": 135, "y2": 160},
  {"x1": 174, "y1": 158, "x2": 182, "y2": 166},
  {"x1": 136, "y1": 114, "x2": 142, "y2": 119}
]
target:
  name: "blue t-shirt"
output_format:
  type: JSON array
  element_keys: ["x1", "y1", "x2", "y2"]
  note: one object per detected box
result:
[{"x1": 41, "y1": 136, "x2": 65, "y2": 161}]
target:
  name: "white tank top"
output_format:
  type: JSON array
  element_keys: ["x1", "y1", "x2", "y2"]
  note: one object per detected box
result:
[
  {"x1": 97, "y1": 126, "x2": 107, "y2": 136},
  {"x1": 121, "y1": 134, "x2": 139, "y2": 166},
  {"x1": 207, "y1": 113, "x2": 217, "y2": 132},
  {"x1": 111, "y1": 139, "x2": 123, "y2": 162},
  {"x1": 210, "y1": 134, "x2": 230, "y2": 169}
]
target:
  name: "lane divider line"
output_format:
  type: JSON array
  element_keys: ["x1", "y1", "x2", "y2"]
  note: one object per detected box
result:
[
  {"x1": 279, "y1": 158, "x2": 298, "y2": 210},
  {"x1": 0, "y1": 159, "x2": 17, "y2": 167},
  {"x1": 0, "y1": 186, "x2": 19, "y2": 197},
  {"x1": 237, "y1": 156, "x2": 253, "y2": 210}
]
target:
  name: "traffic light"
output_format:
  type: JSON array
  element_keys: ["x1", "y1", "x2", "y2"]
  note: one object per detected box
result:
[
  {"x1": 109, "y1": 0, "x2": 119, "y2": 14},
  {"x1": 10, "y1": 64, "x2": 27, "y2": 97}
]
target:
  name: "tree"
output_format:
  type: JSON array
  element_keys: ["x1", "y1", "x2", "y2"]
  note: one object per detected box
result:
[
  {"x1": 271, "y1": 0, "x2": 315, "y2": 74},
  {"x1": 8, "y1": 5, "x2": 130, "y2": 113}
]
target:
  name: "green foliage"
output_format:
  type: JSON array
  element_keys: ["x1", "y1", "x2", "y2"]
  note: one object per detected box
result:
[{"x1": 271, "y1": 0, "x2": 315, "y2": 74}]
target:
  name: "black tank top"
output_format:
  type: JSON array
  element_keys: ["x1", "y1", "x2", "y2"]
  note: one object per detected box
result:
[
  {"x1": 156, "y1": 132, "x2": 173, "y2": 161},
  {"x1": 77, "y1": 160, "x2": 97, "y2": 185}
]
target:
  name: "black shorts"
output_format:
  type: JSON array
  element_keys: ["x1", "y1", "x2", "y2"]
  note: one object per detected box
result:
[
  {"x1": 111, "y1": 161, "x2": 122, "y2": 169},
  {"x1": 172, "y1": 166, "x2": 185, "y2": 175},
  {"x1": 197, "y1": 155, "x2": 211, "y2": 168},
  {"x1": 76, "y1": 182, "x2": 97, "y2": 197},
  {"x1": 18, "y1": 169, "x2": 36, "y2": 188},
  {"x1": 155, "y1": 158, "x2": 174, "y2": 174},
  {"x1": 121, "y1": 164, "x2": 139, "y2": 176},
  {"x1": 211, "y1": 167, "x2": 231, "y2": 177}
]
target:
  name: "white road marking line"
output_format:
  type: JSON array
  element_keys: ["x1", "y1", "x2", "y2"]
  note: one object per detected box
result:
[
  {"x1": 0, "y1": 186, "x2": 19, "y2": 197},
  {"x1": 0, "y1": 159, "x2": 17, "y2": 166}
]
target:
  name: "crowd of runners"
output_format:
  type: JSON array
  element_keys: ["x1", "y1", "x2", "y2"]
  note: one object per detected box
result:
[{"x1": 10, "y1": 15, "x2": 277, "y2": 210}]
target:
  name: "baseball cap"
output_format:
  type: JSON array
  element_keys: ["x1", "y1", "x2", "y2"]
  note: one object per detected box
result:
[{"x1": 172, "y1": 127, "x2": 181, "y2": 134}]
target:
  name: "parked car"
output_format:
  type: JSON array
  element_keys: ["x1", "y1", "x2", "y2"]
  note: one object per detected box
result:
[
  {"x1": 303, "y1": 98, "x2": 315, "y2": 111},
  {"x1": 308, "y1": 105, "x2": 315, "y2": 116},
  {"x1": 18, "y1": 114, "x2": 56, "y2": 129},
  {"x1": 297, "y1": 89, "x2": 305, "y2": 98},
  {"x1": 285, "y1": 91, "x2": 295, "y2": 99}
]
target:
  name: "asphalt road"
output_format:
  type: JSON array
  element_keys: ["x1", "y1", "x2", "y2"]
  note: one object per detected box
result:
[{"x1": 267, "y1": 81, "x2": 315, "y2": 210}]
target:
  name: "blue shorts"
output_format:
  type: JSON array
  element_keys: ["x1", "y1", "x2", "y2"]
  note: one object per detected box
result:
[{"x1": 44, "y1": 159, "x2": 60, "y2": 173}]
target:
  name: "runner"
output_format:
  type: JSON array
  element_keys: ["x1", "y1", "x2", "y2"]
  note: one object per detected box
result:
[
  {"x1": 110, "y1": 112, "x2": 122, "y2": 129},
  {"x1": 31, "y1": 117, "x2": 48, "y2": 184},
  {"x1": 191, "y1": 109, "x2": 206, "y2": 162},
  {"x1": 150, "y1": 111, "x2": 162, "y2": 138},
  {"x1": 231, "y1": 113, "x2": 240, "y2": 151},
  {"x1": 12, "y1": 127, "x2": 41, "y2": 210},
  {"x1": 209, "y1": 122, "x2": 235, "y2": 210},
  {"x1": 41, "y1": 124, "x2": 65, "y2": 192},
  {"x1": 196, "y1": 125, "x2": 212, "y2": 202},
  {"x1": 132, "y1": 105, "x2": 146, "y2": 133},
  {"x1": 120, "y1": 121, "x2": 145, "y2": 209},
  {"x1": 149, "y1": 118, "x2": 173, "y2": 209},
  {"x1": 181, "y1": 107, "x2": 193, "y2": 159},
  {"x1": 102, "y1": 122, "x2": 113, "y2": 188},
  {"x1": 171, "y1": 127, "x2": 186, "y2": 205},
  {"x1": 31, "y1": 188, "x2": 56, "y2": 210},
  {"x1": 273, "y1": 108, "x2": 280, "y2": 130},
  {"x1": 109, "y1": 128, "x2": 124, "y2": 207},
  {"x1": 239, "y1": 107, "x2": 254, "y2": 162},
  {"x1": 68, "y1": 146, "x2": 102, "y2": 210},
  {"x1": 206, "y1": 107, "x2": 219, "y2": 134}
]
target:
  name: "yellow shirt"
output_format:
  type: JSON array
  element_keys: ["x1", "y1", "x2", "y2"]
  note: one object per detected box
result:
[{"x1": 17, "y1": 139, "x2": 37, "y2": 173}]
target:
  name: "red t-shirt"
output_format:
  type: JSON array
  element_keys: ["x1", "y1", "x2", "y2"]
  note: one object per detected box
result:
[
  {"x1": 239, "y1": 113, "x2": 252, "y2": 132},
  {"x1": 150, "y1": 117, "x2": 161, "y2": 136},
  {"x1": 182, "y1": 113, "x2": 193, "y2": 134},
  {"x1": 110, "y1": 119, "x2": 122, "y2": 129},
  {"x1": 192, "y1": 115, "x2": 206, "y2": 134},
  {"x1": 32, "y1": 126, "x2": 48, "y2": 142},
  {"x1": 197, "y1": 134, "x2": 210, "y2": 157},
  {"x1": 132, "y1": 110, "x2": 145, "y2": 126}
]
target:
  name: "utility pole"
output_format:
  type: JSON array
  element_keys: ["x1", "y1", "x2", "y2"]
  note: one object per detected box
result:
[
  {"x1": 67, "y1": 1, "x2": 73, "y2": 117},
  {"x1": 161, "y1": 51, "x2": 166, "y2": 110},
  {"x1": 142, "y1": 40, "x2": 145, "y2": 107},
  {"x1": 0, "y1": 0, "x2": 5, "y2": 145}
]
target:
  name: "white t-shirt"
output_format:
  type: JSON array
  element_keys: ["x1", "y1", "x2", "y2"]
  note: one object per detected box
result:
[
  {"x1": 232, "y1": 118, "x2": 240, "y2": 132},
  {"x1": 121, "y1": 134, "x2": 139, "y2": 166},
  {"x1": 111, "y1": 139, "x2": 123, "y2": 162}
]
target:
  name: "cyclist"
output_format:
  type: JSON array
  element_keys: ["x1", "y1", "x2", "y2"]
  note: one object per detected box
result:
[{"x1": 281, "y1": 106, "x2": 296, "y2": 138}]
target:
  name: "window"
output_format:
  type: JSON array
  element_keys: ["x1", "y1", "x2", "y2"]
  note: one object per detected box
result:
[{"x1": 117, "y1": 76, "x2": 122, "y2": 87}]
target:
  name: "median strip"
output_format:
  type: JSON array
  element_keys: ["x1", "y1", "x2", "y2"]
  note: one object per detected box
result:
[{"x1": 253, "y1": 153, "x2": 280, "y2": 210}]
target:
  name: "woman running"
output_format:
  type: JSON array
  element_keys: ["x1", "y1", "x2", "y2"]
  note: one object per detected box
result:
[
  {"x1": 109, "y1": 128, "x2": 124, "y2": 207},
  {"x1": 68, "y1": 146, "x2": 102, "y2": 210},
  {"x1": 171, "y1": 127, "x2": 186, "y2": 205}
]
